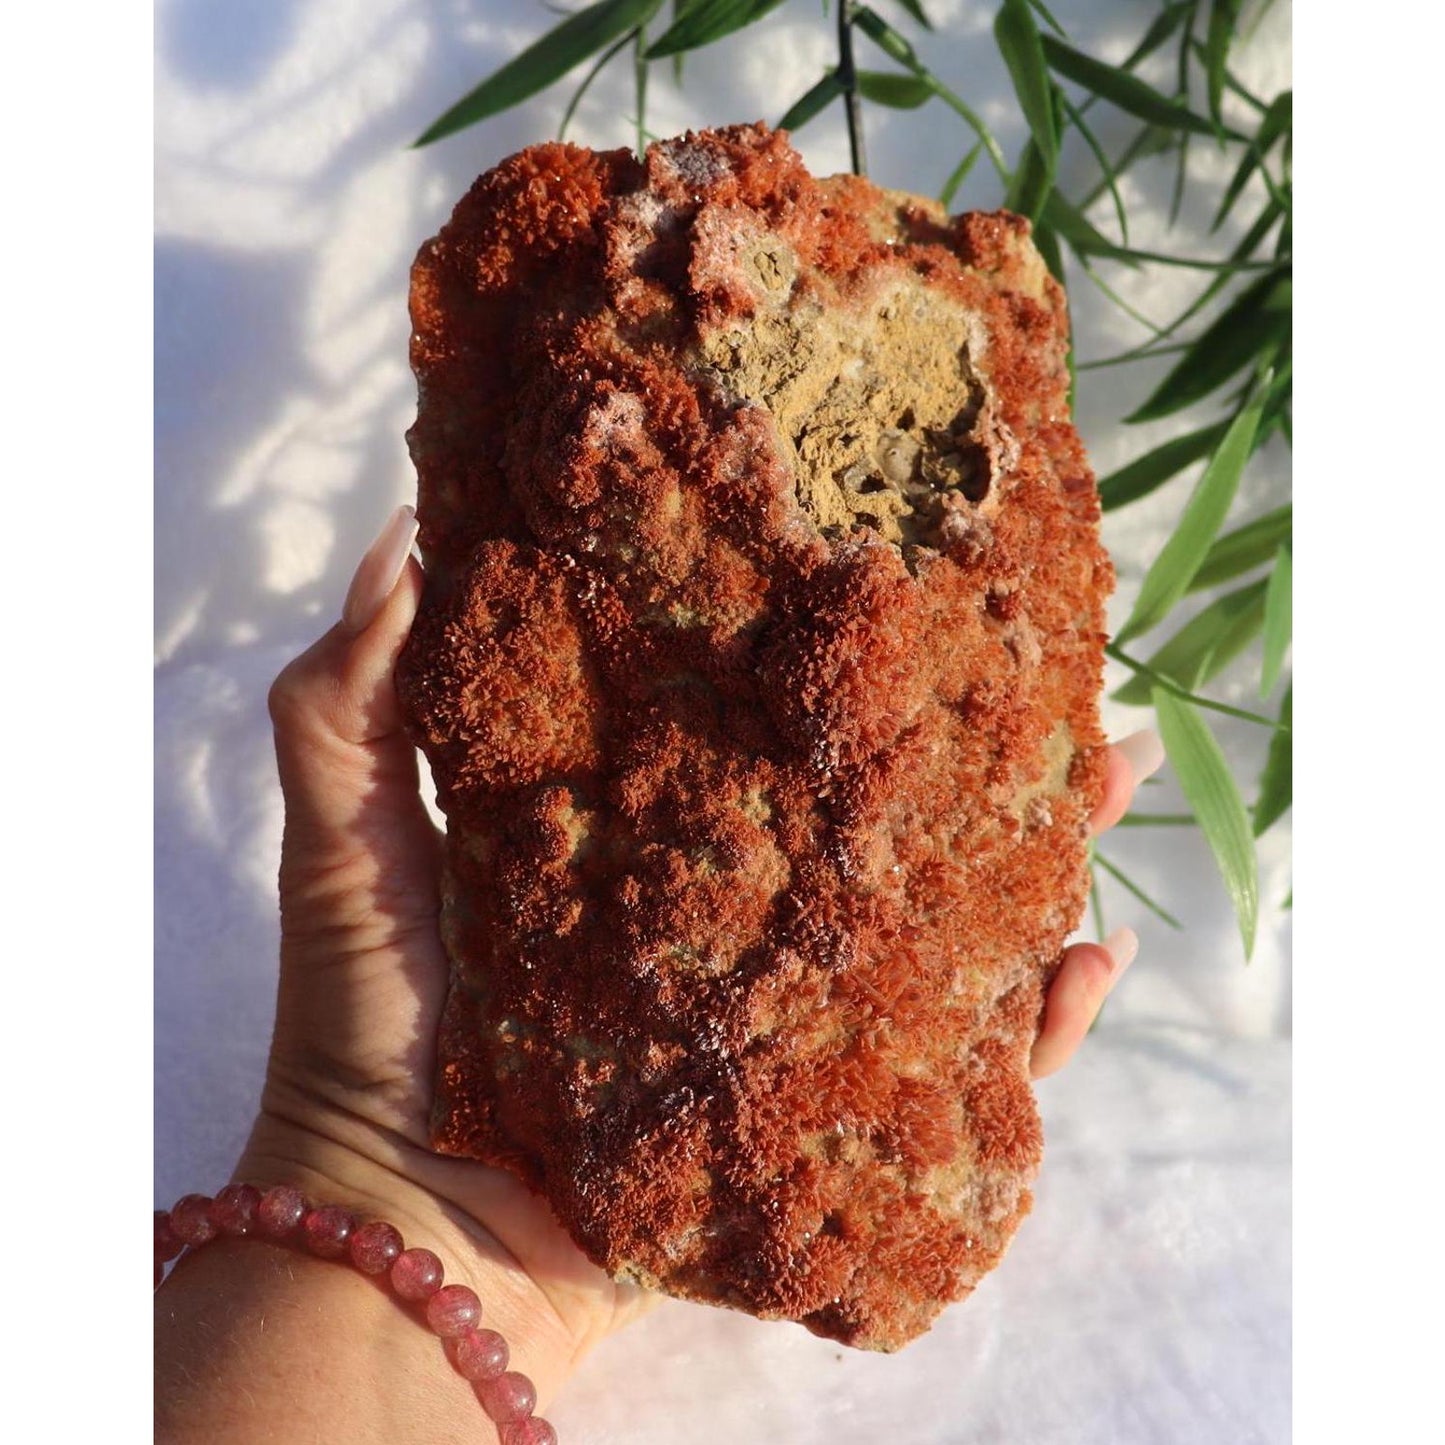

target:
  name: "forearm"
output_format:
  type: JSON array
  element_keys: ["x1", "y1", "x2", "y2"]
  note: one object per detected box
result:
[{"x1": 154, "y1": 1142, "x2": 578, "y2": 1444}]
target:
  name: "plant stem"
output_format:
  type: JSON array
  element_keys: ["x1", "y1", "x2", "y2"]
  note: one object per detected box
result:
[{"x1": 837, "y1": 1, "x2": 867, "y2": 175}]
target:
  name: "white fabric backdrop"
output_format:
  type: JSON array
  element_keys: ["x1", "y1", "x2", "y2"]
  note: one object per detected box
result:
[{"x1": 155, "y1": 2, "x2": 1291, "y2": 1439}]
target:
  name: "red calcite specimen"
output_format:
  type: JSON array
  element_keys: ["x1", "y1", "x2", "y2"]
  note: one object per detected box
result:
[{"x1": 397, "y1": 124, "x2": 1112, "y2": 1350}]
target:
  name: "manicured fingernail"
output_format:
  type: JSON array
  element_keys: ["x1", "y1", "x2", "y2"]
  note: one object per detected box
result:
[
  {"x1": 1102, "y1": 926, "x2": 1139, "y2": 975},
  {"x1": 342, "y1": 505, "x2": 418, "y2": 634},
  {"x1": 1115, "y1": 728, "x2": 1165, "y2": 785}
]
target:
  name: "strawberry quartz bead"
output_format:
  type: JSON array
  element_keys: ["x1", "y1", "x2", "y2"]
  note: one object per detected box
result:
[
  {"x1": 426, "y1": 1284, "x2": 482, "y2": 1337},
  {"x1": 302, "y1": 1205, "x2": 356, "y2": 1259},
  {"x1": 478, "y1": 1371, "x2": 537, "y2": 1424},
  {"x1": 257, "y1": 1185, "x2": 307, "y2": 1238},
  {"x1": 349, "y1": 1219, "x2": 404, "y2": 1275},
  {"x1": 501, "y1": 1420, "x2": 558, "y2": 1445},
  {"x1": 154, "y1": 1211, "x2": 183, "y2": 1262},
  {"x1": 447, "y1": 1328, "x2": 509, "y2": 1383},
  {"x1": 210, "y1": 1183, "x2": 262, "y2": 1236},
  {"x1": 170, "y1": 1194, "x2": 218, "y2": 1246},
  {"x1": 391, "y1": 1247, "x2": 444, "y2": 1300}
]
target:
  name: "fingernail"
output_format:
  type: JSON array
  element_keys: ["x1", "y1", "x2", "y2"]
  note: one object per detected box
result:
[
  {"x1": 342, "y1": 505, "x2": 418, "y2": 634},
  {"x1": 1102, "y1": 926, "x2": 1139, "y2": 975},
  {"x1": 1115, "y1": 728, "x2": 1165, "y2": 786}
]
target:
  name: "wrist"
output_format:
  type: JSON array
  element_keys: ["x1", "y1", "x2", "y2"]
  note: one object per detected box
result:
[{"x1": 234, "y1": 1107, "x2": 581, "y2": 1402}]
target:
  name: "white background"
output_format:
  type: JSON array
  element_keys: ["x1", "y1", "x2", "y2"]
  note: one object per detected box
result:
[{"x1": 148, "y1": 2, "x2": 1293, "y2": 1440}]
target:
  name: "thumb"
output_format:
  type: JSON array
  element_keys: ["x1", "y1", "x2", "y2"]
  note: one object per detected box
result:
[{"x1": 267, "y1": 506, "x2": 438, "y2": 906}]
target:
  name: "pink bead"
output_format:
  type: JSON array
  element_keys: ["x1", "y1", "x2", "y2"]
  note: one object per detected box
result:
[
  {"x1": 426, "y1": 1283, "x2": 482, "y2": 1337},
  {"x1": 257, "y1": 1185, "x2": 307, "y2": 1238},
  {"x1": 210, "y1": 1183, "x2": 262, "y2": 1236},
  {"x1": 447, "y1": 1327, "x2": 509, "y2": 1382},
  {"x1": 169, "y1": 1194, "x2": 218, "y2": 1246},
  {"x1": 349, "y1": 1219, "x2": 404, "y2": 1275},
  {"x1": 154, "y1": 1210, "x2": 184, "y2": 1262},
  {"x1": 501, "y1": 1420, "x2": 557, "y2": 1445},
  {"x1": 478, "y1": 1371, "x2": 537, "y2": 1424},
  {"x1": 302, "y1": 1205, "x2": 356, "y2": 1258},
  {"x1": 391, "y1": 1247, "x2": 444, "y2": 1300}
]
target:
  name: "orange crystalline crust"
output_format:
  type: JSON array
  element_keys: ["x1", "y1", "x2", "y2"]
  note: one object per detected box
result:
[{"x1": 397, "y1": 124, "x2": 1113, "y2": 1351}]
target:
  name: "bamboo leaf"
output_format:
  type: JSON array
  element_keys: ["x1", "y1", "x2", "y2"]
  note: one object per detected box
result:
[
  {"x1": 1042, "y1": 189, "x2": 1138, "y2": 265},
  {"x1": 853, "y1": 4, "x2": 919, "y2": 65},
  {"x1": 1253, "y1": 683, "x2": 1292, "y2": 837},
  {"x1": 1026, "y1": 0, "x2": 1065, "y2": 35},
  {"x1": 939, "y1": 141, "x2": 983, "y2": 208},
  {"x1": 1059, "y1": 91, "x2": 1128, "y2": 242},
  {"x1": 1127, "y1": 268, "x2": 1290, "y2": 423},
  {"x1": 1114, "y1": 579, "x2": 1267, "y2": 706},
  {"x1": 778, "y1": 70, "x2": 845, "y2": 132},
  {"x1": 890, "y1": 0, "x2": 934, "y2": 30},
  {"x1": 855, "y1": 9, "x2": 1011, "y2": 179},
  {"x1": 1041, "y1": 33, "x2": 1225, "y2": 138},
  {"x1": 1108, "y1": 644, "x2": 1283, "y2": 731},
  {"x1": 645, "y1": 0, "x2": 785, "y2": 58},
  {"x1": 1260, "y1": 544, "x2": 1291, "y2": 697},
  {"x1": 1213, "y1": 89, "x2": 1292, "y2": 230},
  {"x1": 856, "y1": 69, "x2": 936, "y2": 108},
  {"x1": 558, "y1": 29, "x2": 637, "y2": 140},
  {"x1": 1122, "y1": 2, "x2": 1193, "y2": 71},
  {"x1": 996, "y1": 0, "x2": 1059, "y2": 178},
  {"x1": 1094, "y1": 853, "x2": 1184, "y2": 930},
  {"x1": 1116, "y1": 387, "x2": 1267, "y2": 644},
  {"x1": 1099, "y1": 421, "x2": 1230, "y2": 512},
  {"x1": 1205, "y1": 0, "x2": 1241, "y2": 128},
  {"x1": 1190, "y1": 503, "x2": 1291, "y2": 590},
  {"x1": 1153, "y1": 687, "x2": 1259, "y2": 957},
  {"x1": 415, "y1": 0, "x2": 663, "y2": 146},
  {"x1": 1007, "y1": 136, "x2": 1054, "y2": 223}
]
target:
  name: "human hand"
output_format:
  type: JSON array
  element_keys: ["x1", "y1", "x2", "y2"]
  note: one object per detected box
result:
[
  {"x1": 1030, "y1": 729, "x2": 1163, "y2": 1079},
  {"x1": 242, "y1": 505, "x2": 1159, "y2": 1379}
]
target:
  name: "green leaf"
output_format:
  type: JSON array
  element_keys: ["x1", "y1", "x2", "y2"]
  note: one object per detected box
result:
[
  {"x1": 1253, "y1": 684, "x2": 1292, "y2": 837},
  {"x1": 1121, "y1": 2, "x2": 1193, "y2": 72},
  {"x1": 1042, "y1": 189, "x2": 1137, "y2": 265},
  {"x1": 1127, "y1": 268, "x2": 1290, "y2": 423},
  {"x1": 1026, "y1": 0, "x2": 1065, "y2": 35},
  {"x1": 778, "y1": 70, "x2": 845, "y2": 132},
  {"x1": 890, "y1": 0, "x2": 934, "y2": 30},
  {"x1": 1114, "y1": 579, "x2": 1267, "y2": 706},
  {"x1": 1099, "y1": 421, "x2": 1230, "y2": 512},
  {"x1": 855, "y1": 8, "x2": 1011, "y2": 180},
  {"x1": 1041, "y1": 33, "x2": 1224, "y2": 139},
  {"x1": 1153, "y1": 687, "x2": 1259, "y2": 957},
  {"x1": 1205, "y1": 0, "x2": 1241, "y2": 128},
  {"x1": 1108, "y1": 643, "x2": 1283, "y2": 731},
  {"x1": 1116, "y1": 387, "x2": 1267, "y2": 644},
  {"x1": 558, "y1": 29, "x2": 637, "y2": 140},
  {"x1": 1007, "y1": 137, "x2": 1054, "y2": 222},
  {"x1": 856, "y1": 69, "x2": 936, "y2": 108},
  {"x1": 1213, "y1": 90, "x2": 1292, "y2": 230},
  {"x1": 1260, "y1": 544, "x2": 1291, "y2": 697},
  {"x1": 645, "y1": 0, "x2": 785, "y2": 58},
  {"x1": 1190, "y1": 503, "x2": 1291, "y2": 591},
  {"x1": 415, "y1": 0, "x2": 663, "y2": 146},
  {"x1": 1058, "y1": 91, "x2": 1127, "y2": 242},
  {"x1": 939, "y1": 141, "x2": 983, "y2": 208},
  {"x1": 1094, "y1": 852, "x2": 1185, "y2": 930},
  {"x1": 853, "y1": 4, "x2": 919, "y2": 65},
  {"x1": 995, "y1": 0, "x2": 1059, "y2": 179}
]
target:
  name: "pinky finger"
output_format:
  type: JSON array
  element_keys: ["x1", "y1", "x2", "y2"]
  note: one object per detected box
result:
[{"x1": 1030, "y1": 928, "x2": 1139, "y2": 1080}]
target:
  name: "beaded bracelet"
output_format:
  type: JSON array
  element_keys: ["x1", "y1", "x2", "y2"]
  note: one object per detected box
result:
[{"x1": 155, "y1": 1183, "x2": 558, "y2": 1445}]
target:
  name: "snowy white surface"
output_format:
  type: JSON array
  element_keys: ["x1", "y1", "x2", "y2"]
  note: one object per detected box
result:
[{"x1": 155, "y1": 2, "x2": 1291, "y2": 1440}]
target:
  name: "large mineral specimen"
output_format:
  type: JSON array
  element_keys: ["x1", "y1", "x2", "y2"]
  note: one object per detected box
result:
[{"x1": 397, "y1": 124, "x2": 1112, "y2": 1351}]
